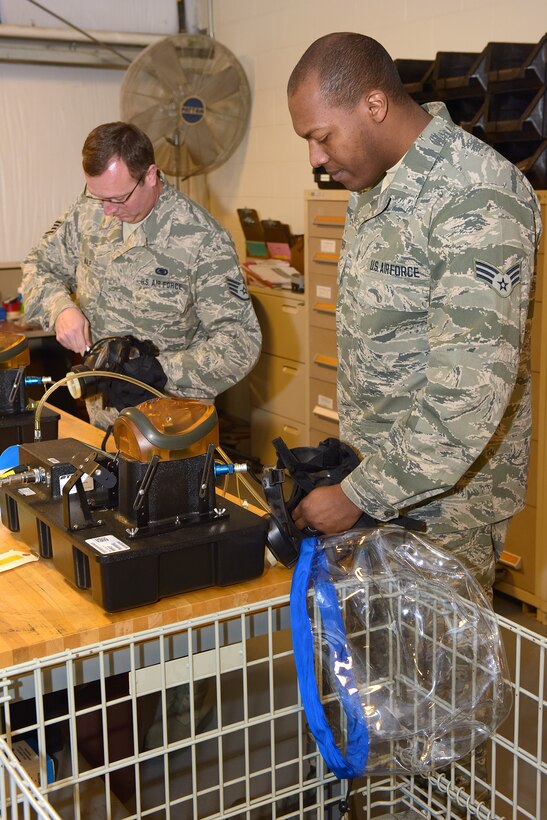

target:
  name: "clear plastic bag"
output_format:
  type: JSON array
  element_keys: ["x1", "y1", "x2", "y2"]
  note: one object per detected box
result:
[{"x1": 290, "y1": 528, "x2": 513, "y2": 778}]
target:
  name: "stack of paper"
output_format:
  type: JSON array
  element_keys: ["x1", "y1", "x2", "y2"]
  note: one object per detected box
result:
[{"x1": 243, "y1": 260, "x2": 301, "y2": 289}]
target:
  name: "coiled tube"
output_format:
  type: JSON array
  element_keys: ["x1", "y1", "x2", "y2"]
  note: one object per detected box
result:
[{"x1": 34, "y1": 370, "x2": 166, "y2": 441}]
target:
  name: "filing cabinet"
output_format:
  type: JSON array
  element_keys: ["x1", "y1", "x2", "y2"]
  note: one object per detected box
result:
[
  {"x1": 249, "y1": 286, "x2": 308, "y2": 466},
  {"x1": 305, "y1": 190, "x2": 348, "y2": 446}
]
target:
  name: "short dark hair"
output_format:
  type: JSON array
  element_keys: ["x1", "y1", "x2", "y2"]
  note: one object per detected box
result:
[
  {"x1": 82, "y1": 121, "x2": 155, "y2": 179},
  {"x1": 287, "y1": 32, "x2": 407, "y2": 108}
]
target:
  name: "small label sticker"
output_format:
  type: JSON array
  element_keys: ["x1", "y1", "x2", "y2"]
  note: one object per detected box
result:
[
  {"x1": 48, "y1": 458, "x2": 60, "y2": 464},
  {"x1": 320, "y1": 239, "x2": 336, "y2": 253},
  {"x1": 59, "y1": 473, "x2": 94, "y2": 494},
  {"x1": 316, "y1": 285, "x2": 332, "y2": 300},
  {"x1": 17, "y1": 487, "x2": 36, "y2": 496},
  {"x1": 317, "y1": 394, "x2": 334, "y2": 410},
  {"x1": 85, "y1": 535, "x2": 130, "y2": 555}
]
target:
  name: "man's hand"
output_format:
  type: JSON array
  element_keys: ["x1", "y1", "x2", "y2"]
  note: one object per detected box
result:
[
  {"x1": 291, "y1": 484, "x2": 362, "y2": 534},
  {"x1": 54, "y1": 307, "x2": 90, "y2": 355}
]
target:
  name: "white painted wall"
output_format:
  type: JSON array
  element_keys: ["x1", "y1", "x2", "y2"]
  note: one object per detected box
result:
[
  {"x1": 0, "y1": 0, "x2": 177, "y2": 263},
  {"x1": 0, "y1": 63, "x2": 123, "y2": 262},
  {"x1": 1, "y1": 0, "x2": 546, "y2": 262}
]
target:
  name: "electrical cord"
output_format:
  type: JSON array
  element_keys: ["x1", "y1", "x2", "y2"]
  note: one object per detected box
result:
[{"x1": 0, "y1": 464, "x2": 30, "y2": 478}]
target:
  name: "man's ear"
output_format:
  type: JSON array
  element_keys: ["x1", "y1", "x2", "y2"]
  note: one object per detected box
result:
[
  {"x1": 146, "y1": 164, "x2": 159, "y2": 185},
  {"x1": 365, "y1": 90, "x2": 388, "y2": 124}
]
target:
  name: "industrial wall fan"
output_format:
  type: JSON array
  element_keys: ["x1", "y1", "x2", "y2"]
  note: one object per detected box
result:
[{"x1": 120, "y1": 32, "x2": 251, "y2": 181}]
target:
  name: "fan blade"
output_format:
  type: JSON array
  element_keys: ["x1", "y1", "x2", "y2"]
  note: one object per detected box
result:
[
  {"x1": 155, "y1": 139, "x2": 193, "y2": 178},
  {"x1": 128, "y1": 106, "x2": 179, "y2": 146},
  {"x1": 182, "y1": 121, "x2": 224, "y2": 169},
  {"x1": 121, "y1": 71, "x2": 173, "y2": 116},
  {"x1": 122, "y1": 87, "x2": 169, "y2": 116},
  {"x1": 197, "y1": 66, "x2": 242, "y2": 104},
  {"x1": 176, "y1": 68, "x2": 209, "y2": 97},
  {"x1": 142, "y1": 39, "x2": 191, "y2": 98}
]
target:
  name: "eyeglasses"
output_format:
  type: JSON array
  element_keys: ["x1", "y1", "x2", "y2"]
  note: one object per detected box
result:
[{"x1": 84, "y1": 172, "x2": 145, "y2": 205}]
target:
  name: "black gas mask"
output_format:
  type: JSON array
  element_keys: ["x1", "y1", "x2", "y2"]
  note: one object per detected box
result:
[{"x1": 67, "y1": 335, "x2": 168, "y2": 411}]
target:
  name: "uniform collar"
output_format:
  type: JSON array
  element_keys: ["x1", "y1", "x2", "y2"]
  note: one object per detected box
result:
[
  {"x1": 97, "y1": 172, "x2": 175, "y2": 248},
  {"x1": 350, "y1": 102, "x2": 456, "y2": 224},
  {"x1": 137, "y1": 172, "x2": 175, "y2": 243}
]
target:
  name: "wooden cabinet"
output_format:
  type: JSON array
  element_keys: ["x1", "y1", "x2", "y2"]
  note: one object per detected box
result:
[
  {"x1": 304, "y1": 189, "x2": 547, "y2": 620},
  {"x1": 249, "y1": 286, "x2": 308, "y2": 466}
]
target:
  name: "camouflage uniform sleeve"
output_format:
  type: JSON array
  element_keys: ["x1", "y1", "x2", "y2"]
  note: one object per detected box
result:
[
  {"x1": 21, "y1": 204, "x2": 81, "y2": 331},
  {"x1": 341, "y1": 184, "x2": 539, "y2": 520},
  {"x1": 159, "y1": 228, "x2": 262, "y2": 397}
]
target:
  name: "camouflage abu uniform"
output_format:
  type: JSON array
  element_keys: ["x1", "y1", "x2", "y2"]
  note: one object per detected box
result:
[
  {"x1": 22, "y1": 175, "x2": 261, "y2": 424},
  {"x1": 337, "y1": 103, "x2": 541, "y2": 588}
]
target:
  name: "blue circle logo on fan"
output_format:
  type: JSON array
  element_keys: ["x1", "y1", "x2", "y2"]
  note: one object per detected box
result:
[{"x1": 181, "y1": 97, "x2": 205, "y2": 124}]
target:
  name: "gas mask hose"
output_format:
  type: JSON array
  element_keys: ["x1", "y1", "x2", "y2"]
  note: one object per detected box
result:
[{"x1": 33, "y1": 370, "x2": 166, "y2": 441}]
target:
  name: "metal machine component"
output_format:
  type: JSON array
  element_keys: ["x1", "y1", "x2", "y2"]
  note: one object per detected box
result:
[
  {"x1": 0, "y1": 397, "x2": 267, "y2": 611},
  {"x1": 0, "y1": 332, "x2": 59, "y2": 447},
  {"x1": 0, "y1": 466, "x2": 46, "y2": 487}
]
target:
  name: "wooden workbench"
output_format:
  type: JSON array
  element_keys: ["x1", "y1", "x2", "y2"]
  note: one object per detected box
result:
[{"x1": 0, "y1": 408, "x2": 291, "y2": 669}]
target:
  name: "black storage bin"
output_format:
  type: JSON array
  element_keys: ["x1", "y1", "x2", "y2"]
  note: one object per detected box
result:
[
  {"x1": 514, "y1": 140, "x2": 547, "y2": 189},
  {"x1": 470, "y1": 41, "x2": 538, "y2": 90},
  {"x1": 432, "y1": 51, "x2": 482, "y2": 91},
  {"x1": 444, "y1": 96, "x2": 486, "y2": 128},
  {"x1": 468, "y1": 87, "x2": 547, "y2": 140},
  {"x1": 395, "y1": 58, "x2": 434, "y2": 93}
]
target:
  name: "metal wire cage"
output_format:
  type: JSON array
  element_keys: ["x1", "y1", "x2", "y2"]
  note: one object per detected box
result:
[{"x1": 0, "y1": 595, "x2": 545, "y2": 819}]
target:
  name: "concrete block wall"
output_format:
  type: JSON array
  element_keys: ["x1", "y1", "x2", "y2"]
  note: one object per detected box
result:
[{"x1": 208, "y1": 0, "x2": 547, "y2": 256}]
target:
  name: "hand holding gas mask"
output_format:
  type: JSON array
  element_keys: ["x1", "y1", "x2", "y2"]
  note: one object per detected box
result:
[{"x1": 68, "y1": 335, "x2": 168, "y2": 411}]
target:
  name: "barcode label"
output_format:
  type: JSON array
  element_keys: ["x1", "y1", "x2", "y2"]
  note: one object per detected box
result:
[{"x1": 85, "y1": 535, "x2": 130, "y2": 554}]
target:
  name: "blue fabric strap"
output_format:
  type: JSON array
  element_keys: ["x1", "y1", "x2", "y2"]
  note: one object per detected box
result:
[{"x1": 290, "y1": 536, "x2": 369, "y2": 779}]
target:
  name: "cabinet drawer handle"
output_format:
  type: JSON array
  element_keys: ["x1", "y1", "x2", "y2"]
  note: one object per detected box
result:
[
  {"x1": 498, "y1": 550, "x2": 523, "y2": 570},
  {"x1": 283, "y1": 424, "x2": 299, "y2": 435},
  {"x1": 313, "y1": 215, "x2": 345, "y2": 227},
  {"x1": 313, "y1": 354, "x2": 337, "y2": 369},
  {"x1": 312, "y1": 253, "x2": 339, "y2": 265},
  {"x1": 282, "y1": 366, "x2": 298, "y2": 376},
  {"x1": 312, "y1": 405, "x2": 339, "y2": 422},
  {"x1": 281, "y1": 304, "x2": 303, "y2": 314},
  {"x1": 313, "y1": 301, "x2": 336, "y2": 314}
]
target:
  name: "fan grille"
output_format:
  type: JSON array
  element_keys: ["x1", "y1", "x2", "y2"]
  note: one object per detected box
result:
[{"x1": 120, "y1": 33, "x2": 251, "y2": 178}]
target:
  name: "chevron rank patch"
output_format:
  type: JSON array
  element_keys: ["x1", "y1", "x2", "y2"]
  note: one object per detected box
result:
[
  {"x1": 227, "y1": 276, "x2": 250, "y2": 301},
  {"x1": 474, "y1": 259, "x2": 521, "y2": 297},
  {"x1": 45, "y1": 219, "x2": 64, "y2": 237}
]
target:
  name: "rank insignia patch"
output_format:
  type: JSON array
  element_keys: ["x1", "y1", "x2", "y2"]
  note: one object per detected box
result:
[
  {"x1": 45, "y1": 219, "x2": 63, "y2": 237},
  {"x1": 227, "y1": 277, "x2": 250, "y2": 301},
  {"x1": 475, "y1": 259, "x2": 521, "y2": 297}
]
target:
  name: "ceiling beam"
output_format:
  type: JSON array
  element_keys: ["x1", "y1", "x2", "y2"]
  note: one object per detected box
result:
[{"x1": 0, "y1": 24, "x2": 162, "y2": 69}]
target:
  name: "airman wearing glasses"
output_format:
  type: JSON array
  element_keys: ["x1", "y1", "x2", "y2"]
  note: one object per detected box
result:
[{"x1": 22, "y1": 121, "x2": 261, "y2": 429}]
